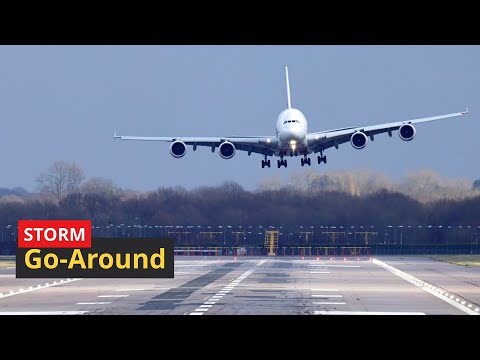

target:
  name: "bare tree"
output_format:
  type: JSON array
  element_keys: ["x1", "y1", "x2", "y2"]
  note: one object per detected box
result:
[{"x1": 36, "y1": 161, "x2": 85, "y2": 201}]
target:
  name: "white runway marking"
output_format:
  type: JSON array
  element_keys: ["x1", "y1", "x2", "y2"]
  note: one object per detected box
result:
[
  {"x1": 314, "y1": 311, "x2": 425, "y2": 315},
  {"x1": 311, "y1": 294, "x2": 343, "y2": 298},
  {"x1": 0, "y1": 278, "x2": 82, "y2": 299},
  {"x1": 115, "y1": 288, "x2": 146, "y2": 292},
  {"x1": 175, "y1": 264, "x2": 209, "y2": 267},
  {"x1": 98, "y1": 295, "x2": 129, "y2": 298},
  {"x1": 373, "y1": 259, "x2": 479, "y2": 315},
  {"x1": 310, "y1": 271, "x2": 331, "y2": 274},
  {"x1": 0, "y1": 311, "x2": 89, "y2": 315},
  {"x1": 76, "y1": 302, "x2": 111, "y2": 305},
  {"x1": 310, "y1": 265, "x2": 361, "y2": 268},
  {"x1": 188, "y1": 259, "x2": 267, "y2": 315},
  {"x1": 311, "y1": 289, "x2": 339, "y2": 292},
  {"x1": 312, "y1": 301, "x2": 347, "y2": 305}
]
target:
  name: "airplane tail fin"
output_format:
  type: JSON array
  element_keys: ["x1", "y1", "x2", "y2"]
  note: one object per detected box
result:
[{"x1": 285, "y1": 66, "x2": 292, "y2": 109}]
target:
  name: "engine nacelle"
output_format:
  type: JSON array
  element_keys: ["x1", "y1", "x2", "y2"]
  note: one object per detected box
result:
[
  {"x1": 219, "y1": 141, "x2": 236, "y2": 159},
  {"x1": 399, "y1": 124, "x2": 416, "y2": 141},
  {"x1": 170, "y1": 141, "x2": 187, "y2": 158},
  {"x1": 350, "y1": 132, "x2": 368, "y2": 149}
]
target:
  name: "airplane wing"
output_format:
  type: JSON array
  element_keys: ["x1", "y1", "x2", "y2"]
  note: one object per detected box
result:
[
  {"x1": 306, "y1": 110, "x2": 468, "y2": 153},
  {"x1": 113, "y1": 133, "x2": 279, "y2": 156}
]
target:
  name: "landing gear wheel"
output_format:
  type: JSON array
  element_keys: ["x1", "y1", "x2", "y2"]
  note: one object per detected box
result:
[
  {"x1": 277, "y1": 159, "x2": 287, "y2": 168},
  {"x1": 261, "y1": 159, "x2": 271, "y2": 168},
  {"x1": 301, "y1": 157, "x2": 311, "y2": 166},
  {"x1": 317, "y1": 155, "x2": 327, "y2": 164}
]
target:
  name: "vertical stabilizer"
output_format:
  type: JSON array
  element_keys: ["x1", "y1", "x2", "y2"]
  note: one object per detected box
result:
[{"x1": 285, "y1": 66, "x2": 292, "y2": 109}]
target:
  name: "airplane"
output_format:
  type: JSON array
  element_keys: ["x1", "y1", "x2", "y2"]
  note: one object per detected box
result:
[{"x1": 114, "y1": 67, "x2": 468, "y2": 169}]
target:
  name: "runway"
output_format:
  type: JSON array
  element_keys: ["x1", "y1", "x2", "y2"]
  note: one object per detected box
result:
[{"x1": 0, "y1": 256, "x2": 479, "y2": 315}]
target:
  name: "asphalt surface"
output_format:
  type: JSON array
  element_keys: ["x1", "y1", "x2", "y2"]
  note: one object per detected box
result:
[{"x1": 0, "y1": 256, "x2": 479, "y2": 315}]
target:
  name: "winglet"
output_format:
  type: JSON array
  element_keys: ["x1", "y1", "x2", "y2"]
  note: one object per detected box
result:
[
  {"x1": 462, "y1": 107, "x2": 469, "y2": 114},
  {"x1": 285, "y1": 66, "x2": 292, "y2": 109},
  {"x1": 114, "y1": 131, "x2": 118, "y2": 139}
]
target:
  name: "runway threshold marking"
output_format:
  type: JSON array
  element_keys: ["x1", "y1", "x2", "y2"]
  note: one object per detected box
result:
[
  {"x1": 189, "y1": 259, "x2": 268, "y2": 315},
  {"x1": 0, "y1": 278, "x2": 83, "y2": 300},
  {"x1": 372, "y1": 259, "x2": 479, "y2": 315},
  {"x1": 314, "y1": 311, "x2": 425, "y2": 315}
]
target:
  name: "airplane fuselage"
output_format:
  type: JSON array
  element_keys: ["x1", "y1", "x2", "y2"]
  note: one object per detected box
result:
[{"x1": 275, "y1": 108, "x2": 309, "y2": 156}]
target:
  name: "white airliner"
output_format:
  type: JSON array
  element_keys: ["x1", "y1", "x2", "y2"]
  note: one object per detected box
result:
[{"x1": 114, "y1": 67, "x2": 468, "y2": 168}]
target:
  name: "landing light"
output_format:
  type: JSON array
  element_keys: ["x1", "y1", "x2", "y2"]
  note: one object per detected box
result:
[
  {"x1": 290, "y1": 140, "x2": 297, "y2": 145},
  {"x1": 316, "y1": 257, "x2": 320, "y2": 261},
  {"x1": 315, "y1": 135, "x2": 319, "y2": 140},
  {"x1": 267, "y1": 138, "x2": 271, "y2": 143},
  {"x1": 343, "y1": 258, "x2": 347, "y2": 261},
  {"x1": 301, "y1": 256, "x2": 304, "y2": 260}
]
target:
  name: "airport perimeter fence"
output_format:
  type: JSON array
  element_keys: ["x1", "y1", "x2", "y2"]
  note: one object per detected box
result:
[{"x1": 1, "y1": 242, "x2": 479, "y2": 256}]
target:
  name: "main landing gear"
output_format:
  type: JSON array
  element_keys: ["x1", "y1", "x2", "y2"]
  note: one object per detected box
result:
[
  {"x1": 317, "y1": 150, "x2": 327, "y2": 164},
  {"x1": 261, "y1": 155, "x2": 271, "y2": 168},
  {"x1": 277, "y1": 157, "x2": 287, "y2": 168},
  {"x1": 301, "y1": 156, "x2": 311, "y2": 166}
]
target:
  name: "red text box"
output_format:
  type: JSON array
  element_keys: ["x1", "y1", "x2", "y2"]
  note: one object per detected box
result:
[{"x1": 18, "y1": 220, "x2": 92, "y2": 248}]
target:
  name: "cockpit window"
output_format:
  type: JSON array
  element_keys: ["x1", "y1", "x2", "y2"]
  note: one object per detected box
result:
[{"x1": 283, "y1": 120, "x2": 301, "y2": 124}]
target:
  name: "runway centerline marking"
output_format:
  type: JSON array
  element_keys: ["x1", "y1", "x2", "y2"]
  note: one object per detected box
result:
[
  {"x1": 189, "y1": 259, "x2": 267, "y2": 315},
  {"x1": 98, "y1": 295, "x2": 129, "y2": 298},
  {"x1": 310, "y1": 271, "x2": 331, "y2": 274},
  {"x1": 372, "y1": 259, "x2": 479, "y2": 315},
  {"x1": 311, "y1": 294, "x2": 343, "y2": 298},
  {"x1": 311, "y1": 289, "x2": 339, "y2": 292}
]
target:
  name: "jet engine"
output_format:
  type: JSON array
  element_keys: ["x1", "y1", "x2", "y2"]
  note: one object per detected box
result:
[
  {"x1": 350, "y1": 132, "x2": 368, "y2": 149},
  {"x1": 219, "y1": 141, "x2": 236, "y2": 159},
  {"x1": 398, "y1": 124, "x2": 416, "y2": 141},
  {"x1": 170, "y1": 141, "x2": 187, "y2": 158}
]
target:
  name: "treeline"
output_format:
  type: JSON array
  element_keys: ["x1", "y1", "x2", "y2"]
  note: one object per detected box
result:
[{"x1": 1, "y1": 180, "x2": 480, "y2": 228}]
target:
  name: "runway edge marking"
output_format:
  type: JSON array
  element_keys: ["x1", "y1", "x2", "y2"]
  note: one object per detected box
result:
[
  {"x1": 0, "y1": 278, "x2": 83, "y2": 300},
  {"x1": 372, "y1": 259, "x2": 479, "y2": 315}
]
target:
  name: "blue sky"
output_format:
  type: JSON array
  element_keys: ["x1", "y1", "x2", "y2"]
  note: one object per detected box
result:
[{"x1": 0, "y1": 45, "x2": 478, "y2": 191}]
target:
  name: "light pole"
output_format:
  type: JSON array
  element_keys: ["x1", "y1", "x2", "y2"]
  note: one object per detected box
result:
[{"x1": 387, "y1": 225, "x2": 393, "y2": 245}]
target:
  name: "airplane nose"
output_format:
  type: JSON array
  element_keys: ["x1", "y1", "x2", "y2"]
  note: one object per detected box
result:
[{"x1": 293, "y1": 128, "x2": 306, "y2": 141}]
